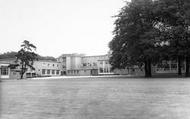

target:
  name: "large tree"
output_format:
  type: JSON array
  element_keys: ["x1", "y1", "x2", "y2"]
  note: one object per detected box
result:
[
  {"x1": 155, "y1": 0, "x2": 190, "y2": 76},
  {"x1": 109, "y1": 0, "x2": 161, "y2": 77},
  {"x1": 15, "y1": 40, "x2": 38, "y2": 79}
]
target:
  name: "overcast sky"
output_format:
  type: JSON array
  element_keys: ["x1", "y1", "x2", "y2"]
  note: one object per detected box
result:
[{"x1": 0, "y1": 0, "x2": 128, "y2": 57}]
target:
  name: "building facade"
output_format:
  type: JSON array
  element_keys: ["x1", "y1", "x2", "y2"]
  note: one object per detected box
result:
[
  {"x1": 26, "y1": 60, "x2": 64, "y2": 77},
  {"x1": 0, "y1": 58, "x2": 63, "y2": 79},
  {"x1": 57, "y1": 54, "x2": 113, "y2": 76},
  {"x1": 0, "y1": 58, "x2": 21, "y2": 79}
]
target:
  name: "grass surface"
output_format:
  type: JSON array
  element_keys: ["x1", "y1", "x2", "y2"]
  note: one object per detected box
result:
[{"x1": 1, "y1": 77, "x2": 190, "y2": 119}]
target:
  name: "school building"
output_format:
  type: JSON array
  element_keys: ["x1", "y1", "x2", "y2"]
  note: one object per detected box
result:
[
  {"x1": 57, "y1": 53, "x2": 113, "y2": 76},
  {"x1": 0, "y1": 58, "x2": 63, "y2": 79}
]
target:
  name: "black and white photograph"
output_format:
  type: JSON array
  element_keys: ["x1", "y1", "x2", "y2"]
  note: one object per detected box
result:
[{"x1": 1, "y1": 0, "x2": 190, "y2": 118}]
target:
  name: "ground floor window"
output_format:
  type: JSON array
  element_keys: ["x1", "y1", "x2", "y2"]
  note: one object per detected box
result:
[
  {"x1": 47, "y1": 69, "x2": 50, "y2": 74},
  {"x1": 42, "y1": 69, "x2": 46, "y2": 74},
  {"x1": 52, "y1": 70, "x2": 55, "y2": 74},
  {"x1": 99, "y1": 68, "x2": 103, "y2": 73},
  {"x1": 1, "y1": 66, "x2": 8, "y2": 75},
  {"x1": 56, "y1": 70, "x2": 59, "y2": 75},
  {"x1": 26, "y1": 73, "x2": 31, "y2": 77}
]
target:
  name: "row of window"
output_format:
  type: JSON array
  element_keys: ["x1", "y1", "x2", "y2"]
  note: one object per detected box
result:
[
  {"x1": 99, "y1": 67, "x2": 110, "y2": 73},
  {"x1": 99, "y1": 61, "x2": 109, "y2": 65},
  {"x1": 82, "y1": 63, "x2": 97, "y2": 67},
  {"x1": 82, "y1": 61, "x2": 110, "y2": 67},
  {"x1": 42, "y1": 63, "x2": 60, "y2": 67},
  {"x1": 67, "y1": 70, "x2": 80, "y2": 74},
  {"x1": 42, "y1": 69, "x2": 60, "y2": 75}
]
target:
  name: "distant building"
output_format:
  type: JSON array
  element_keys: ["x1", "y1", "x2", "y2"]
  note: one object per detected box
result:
[
  {"x1": 57, "y1": 54, "x2": 113, "y2": 76},
  {"x1": 0, "y1": 58, "x2": 63, "y2": 79},
  {"x1": 26, "y1": 60, "x2": 64, "y2": 77},
  {"x1": 0, "y1": 58, "x2": 20, "y2": 79}
]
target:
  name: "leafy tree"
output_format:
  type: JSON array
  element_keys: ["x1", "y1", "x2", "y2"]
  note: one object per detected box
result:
[
  {"x1": 155, "y1": 0, "x2": 190, "y2": 76},
  {"x1": 15, "y1": 40, "x2": 38, "y2": 79},
  {"x1": 109, "y1": 0, "x2": 161, "y2": 77}
]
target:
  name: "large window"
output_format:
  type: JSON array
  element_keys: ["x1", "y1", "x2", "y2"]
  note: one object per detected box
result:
[
  {"x1": 1, "y1": 66, "x2": 8, "y2": 75},
  {"x1": 99, "y1": 68, "x2": 103, "y2": 73},
  {"x1": 47, "y1": 69, "x2": 50, "y2": 74},
  {"x1": 42, "y1": 69, "x2": 46, "y2": 74},
  {"x1": 56, "y1": 70, "x2": 59, "y2": 75},
  {"x1": 52, "y1": 70, "x2": 55, "y2": 74}
]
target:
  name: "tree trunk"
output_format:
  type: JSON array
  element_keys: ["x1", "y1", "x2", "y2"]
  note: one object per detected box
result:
[
  {"x1": 144, "y1": 59, "x2": 152, "y2": 77},
  {"x1": 178, "y1": 56, "x2": 182, "y2": 76},
  {"x1": 185, "y1": 57, "x2": 190, "y2": 77},
  {"x1": 20, "y1": 64, "x2": 24, "y2": 79}
]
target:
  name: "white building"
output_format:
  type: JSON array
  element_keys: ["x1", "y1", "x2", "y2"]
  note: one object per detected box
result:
[{"x1": 57, "y1": 54, "x2": 113, "y2": 76}]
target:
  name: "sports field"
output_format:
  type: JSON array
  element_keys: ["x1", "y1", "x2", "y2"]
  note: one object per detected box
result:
[{"x1": 1, "y1": 77, "x2": 190, "y2": 119}]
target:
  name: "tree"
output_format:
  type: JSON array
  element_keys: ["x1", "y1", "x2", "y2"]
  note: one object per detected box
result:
[
  {"x1": 109, "y1": 0, "x2": 161, "y2": 77},
  {"x1": 15, "y1": 40, "x2": 38, "y2": 79},
  {"x1": 155, "y1": 0, "x2": 190, "y2": 76}
]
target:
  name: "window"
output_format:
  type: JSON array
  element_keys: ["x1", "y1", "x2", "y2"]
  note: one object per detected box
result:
[
  {"x1": 47, "y1": 69, "x2": 50, "y2": 74},
  {"x1": 83, "y1": 63, "x2": 87, "y2": 66},
  {"x1": 56, "y1": 70, "x2": 59, "y2": 75},
  {"x1": 52, "y1": 70, "x2": 55, "y2": 74},
  {"x1": 42, "y1": 69, "x2": 46, "y2": 74},
  {"x1": 26, "y1": 73, "x2": 31, "y2": 78},
  {"x1": 99, "y1": 68, "x2": 103, "y2": 73},
  {"x1": 1, "y1": 66, "x2": 8, "y2": 75},
  {"x1": 53, "y1": 64, "x2": 55, "y2": 67}
]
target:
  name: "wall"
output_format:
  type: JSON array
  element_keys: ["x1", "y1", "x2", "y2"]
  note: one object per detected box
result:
[{"x1": 33, "y1": 60, "x2": 63, "y2": 76}]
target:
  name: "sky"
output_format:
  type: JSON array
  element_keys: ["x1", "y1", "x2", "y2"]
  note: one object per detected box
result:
[{"x1": 0, "y1": 0, "x2": 128, "y2": 58}]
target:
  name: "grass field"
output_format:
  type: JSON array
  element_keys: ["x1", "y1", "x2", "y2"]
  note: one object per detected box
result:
[{"x1": 1, "y1": 77, "x2": 190, "y2": 119}]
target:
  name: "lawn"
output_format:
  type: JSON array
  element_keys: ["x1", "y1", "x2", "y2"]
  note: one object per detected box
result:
[{"x1": 1, "y1": 77, "x2": 190, "y2": 119}]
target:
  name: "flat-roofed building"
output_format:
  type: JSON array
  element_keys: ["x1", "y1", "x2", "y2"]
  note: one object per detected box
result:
[
  {"x1": 57, "y1": 53, "x2": 113, "y2": 76},
  {"x1": 82, "y1": 55, "x2": 112, "y2": 75},
  {"x1": 27, "y1": 60, "x2": 64, "y2": 77},
  {"x1": 0, "y1": 58, "x2": 64, "y2": 79}
]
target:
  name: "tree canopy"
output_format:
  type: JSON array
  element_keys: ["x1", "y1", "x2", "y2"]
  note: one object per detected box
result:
[
  {"x1": 15, "y1": 40, "x2": 38, "y2": 79},
  {"x1": 109, "y1": 0, "x2": 190, "y2": 77}
]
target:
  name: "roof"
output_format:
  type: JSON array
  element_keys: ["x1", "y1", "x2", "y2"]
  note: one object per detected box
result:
[
  {"x1": 36, "y1": 60, "x2": 60, "y2": 63},
  {"x1": 0, "y1": 58, "x2": 16, "y2": 64},
  {"x1": 58, "y1": 53, "x2": 85, "y2": 58},
  {"x1": 83, "y1": 54, "x2": 108, "y2": 58}
]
